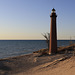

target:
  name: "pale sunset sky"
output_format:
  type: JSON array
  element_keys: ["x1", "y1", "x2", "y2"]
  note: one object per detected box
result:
[{"x1": 0, "y1": 0, "x2": 75, "y2": 40}]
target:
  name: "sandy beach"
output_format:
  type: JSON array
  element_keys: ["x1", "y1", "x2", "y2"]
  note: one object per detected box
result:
[
  {"x1": 0, "y1": 44, "x2": 75, "y2": 75},
  {"x1": 16, "y1": 56, "x2": 75, "y2": 75},
  {"x1": 0, "y1": 48, "x2": 74, "y2": 75}
]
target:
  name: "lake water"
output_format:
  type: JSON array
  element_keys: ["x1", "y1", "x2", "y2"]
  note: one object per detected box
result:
[{"x1": 0, "y1": 40, "x2": 75, "y2": 59}]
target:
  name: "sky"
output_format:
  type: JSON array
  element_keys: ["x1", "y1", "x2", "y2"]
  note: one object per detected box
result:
[{"x1": 0, "y1": 0, "x2": 75, "y2": 40}]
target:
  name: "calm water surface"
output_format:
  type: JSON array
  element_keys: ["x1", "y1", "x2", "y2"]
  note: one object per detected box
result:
[{"x1": 0, "y1": 40, "x2": 75, "y2": 59}]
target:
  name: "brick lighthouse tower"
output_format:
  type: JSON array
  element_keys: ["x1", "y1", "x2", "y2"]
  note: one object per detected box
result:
[{"x1": 49, "y1": 8, "x2": 57, "y2": 54}]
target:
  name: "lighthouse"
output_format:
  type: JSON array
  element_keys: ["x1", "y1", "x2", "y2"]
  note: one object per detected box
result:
[{"x1": 49, "y1": 8, "x2": 57, "y2": 54}]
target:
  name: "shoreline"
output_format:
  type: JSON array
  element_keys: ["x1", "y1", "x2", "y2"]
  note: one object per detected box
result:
[
  {"x1": 0, "y1": 40, "x2": 74, "y2": 60},
  {"x1": 0, "y1": 53, "x2": 33, "y2": 60},
  {"x1": 0, "y1": 48, "x2": 48, "y2": 60},
  {"x1": 0, "y1": 44, "x2": 75, "y2": 75},
  {"x1": 0, "y1": 52, "x2": 72, "y2": 75}
]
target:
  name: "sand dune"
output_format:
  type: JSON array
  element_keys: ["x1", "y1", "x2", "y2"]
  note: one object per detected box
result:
[
  {"x1": 15, "y1": 56, "x2": 75, "y2": 75},
  {"x1": 0, "y1": 46, "x2": 75, "y2": 75}
]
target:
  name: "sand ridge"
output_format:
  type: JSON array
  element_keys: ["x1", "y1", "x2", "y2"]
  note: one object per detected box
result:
[
  {"x1": 15, "y1": 56, "x2": 75, "y2": 75},
  {"x1": 0, "y1": 49, "x2": 74, "y2": 75}
]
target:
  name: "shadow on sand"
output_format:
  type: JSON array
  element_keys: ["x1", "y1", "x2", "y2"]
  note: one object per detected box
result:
[{"x1": 0, "y1": 60, "x2": 11, "y2": 75}]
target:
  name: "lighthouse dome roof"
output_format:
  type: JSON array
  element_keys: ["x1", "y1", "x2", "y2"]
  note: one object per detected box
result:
[{"x1": 52, "y1": 8, "x2": 56, "y2": 11}]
